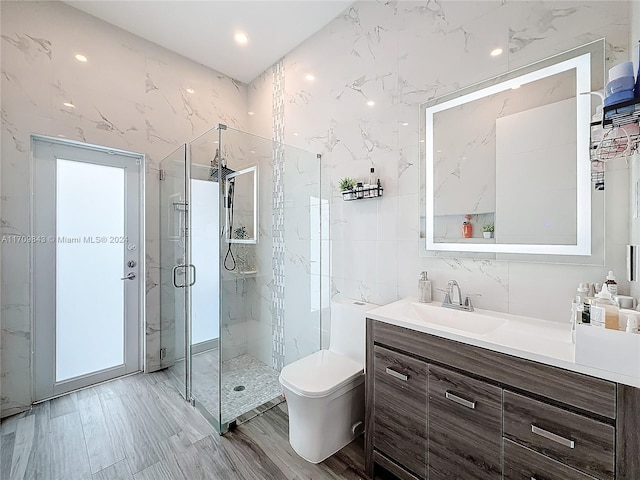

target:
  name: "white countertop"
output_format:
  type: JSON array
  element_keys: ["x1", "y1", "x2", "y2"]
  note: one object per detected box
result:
[{"x1": 367, "y1": 297, "x2": 640, "y2": 388}]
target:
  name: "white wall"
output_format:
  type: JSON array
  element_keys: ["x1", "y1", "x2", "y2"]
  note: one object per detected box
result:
[
  {"x1": 0, "y1": 1, "x2": 247, "y2": 417},
  {"x1": 248, "y1": 1, "x2": 632, "y2": 324}
]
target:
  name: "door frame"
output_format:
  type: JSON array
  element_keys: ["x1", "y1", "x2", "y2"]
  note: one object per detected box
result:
[{"x1": 29, "y1": 134, "x2": 146, "y2": 402}]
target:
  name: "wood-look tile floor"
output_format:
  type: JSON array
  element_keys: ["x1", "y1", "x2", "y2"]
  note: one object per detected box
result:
[{"x1": 0, "y1": 371, "x2": 390, "y2": 480}]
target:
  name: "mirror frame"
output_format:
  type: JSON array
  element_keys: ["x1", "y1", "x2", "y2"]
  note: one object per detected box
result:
[
  {"x1": 226, "y1": 165, "x2": 258, "y2": 245},
  {"x1": 422, "y1": 43, "x2": 597, "y2": 256}
]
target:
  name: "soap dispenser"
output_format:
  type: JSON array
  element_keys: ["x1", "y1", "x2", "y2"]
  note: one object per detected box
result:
[{"x1": 418, "y1": 271, "x2": 432, "y2": 303}]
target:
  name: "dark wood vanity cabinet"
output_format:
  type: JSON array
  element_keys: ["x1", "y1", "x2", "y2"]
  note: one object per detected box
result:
[
  {"x1": 427, "y1": 365, "x2": 502, "y2": 480},
  {"x1": 365, "y1": 319, "x2": 640, "y2": 480},
  {"x1": 372, "y1": 345, "x2": 428, "y2": 479}
]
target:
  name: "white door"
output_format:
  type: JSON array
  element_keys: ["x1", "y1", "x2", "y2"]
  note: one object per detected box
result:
[{"x1": 32, "y1": 136, "x2": 143, "y2": 401}]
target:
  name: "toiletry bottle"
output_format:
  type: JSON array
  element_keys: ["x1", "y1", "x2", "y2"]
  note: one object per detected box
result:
[
  {"x1": 462, "y1": 215, "x2": 472, "y2": 238},
  {"x1": 575, "y1": 284, "x2": 588, "y2": 323},
  {"x1": 576, "y1": 283, "x2": 588, "y2": 304},
  {"x1": 369, "y1": 168, "x2": 375, "y2": 189},
  {"x1": 591, "y1": 284, "x2": 620, "y2": 330},
  {"x1": 418, "y1": 271, "x2": 432, "y2": 303},
  {"x1": 570, "y1": 301, "x2": 583, "y2": 344},
  {"x1": 587, "y1": 282, "x2": 595, "y2": 297},
  {"x1": 605, "y1": 271, "x2": 618, "y2": 295}
]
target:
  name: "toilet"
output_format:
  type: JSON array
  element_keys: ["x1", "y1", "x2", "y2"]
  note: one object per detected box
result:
[{"x1": 279, "y1": 298, "x2": 378, "y2": 463}]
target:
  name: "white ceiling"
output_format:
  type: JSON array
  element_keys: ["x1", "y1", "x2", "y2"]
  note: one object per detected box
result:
[{"x1": 64, "y1": 1, "x2": 353, "y2": 84}]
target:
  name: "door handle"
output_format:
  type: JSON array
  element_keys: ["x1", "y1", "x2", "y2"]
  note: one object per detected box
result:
[
  {"x1": 121, "y1": 272, "x2": 136, "y2": 280},
  {"x1": 187, "y1": 264, "x2": 196, "y2": 287},
  {"x1": 173, "y1": 265, "x2": 185, "y2": 288}
]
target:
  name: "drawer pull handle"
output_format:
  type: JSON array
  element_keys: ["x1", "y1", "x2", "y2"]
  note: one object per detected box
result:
[
  {"x1": 531, "y1": 424, "x2": 575, "y2": 449},
  {"x1": 445, "y1": 391, "x2": 476, "y2": 409},
  {"x1": 385, "y1": 368, "x2": 408, "y2": 381}
]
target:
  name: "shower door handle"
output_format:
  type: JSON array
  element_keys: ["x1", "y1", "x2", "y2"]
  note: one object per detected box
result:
[
  {"x1": 186, "y1": 264, "x2": 196, "y2": 287},
  {"x1": 172, "y1": 265, "x2": 185, "y2": 288}
]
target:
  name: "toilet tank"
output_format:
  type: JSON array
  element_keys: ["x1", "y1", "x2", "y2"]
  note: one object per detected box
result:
[{"x1": 329, "y1": 298, "x2": 379, "y2": 366}]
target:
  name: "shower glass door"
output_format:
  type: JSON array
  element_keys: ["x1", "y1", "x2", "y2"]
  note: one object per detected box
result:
[
  {"x1": 187, "y1": 127, "x2": 221, "y2": 427},
  {"x1": 159, "y1": 144, "x2": 189, "y2": 398}
]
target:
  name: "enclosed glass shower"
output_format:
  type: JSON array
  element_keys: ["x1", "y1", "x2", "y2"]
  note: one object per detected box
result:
[{"x1": 159, "y1": 125, "x2": 328, "y2": 433}]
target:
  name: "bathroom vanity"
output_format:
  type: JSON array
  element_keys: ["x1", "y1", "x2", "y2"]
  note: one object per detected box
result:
[{"x1": 364, "y1": 299, "x2": 640, "y2": 480}]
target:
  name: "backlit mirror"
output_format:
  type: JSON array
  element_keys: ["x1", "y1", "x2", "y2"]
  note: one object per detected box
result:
[{"x1": 420, "y1": 40, "x2": 605, "y2": 260}]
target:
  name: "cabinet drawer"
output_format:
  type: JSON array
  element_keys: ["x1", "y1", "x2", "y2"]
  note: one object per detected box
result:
[
  {"x1": 373, "y1": 345, "x2": 427, "y2": 479},
  {"x1": 504, "y1": 439, "x2": 598, "y2": 480},
  {"x1": 428, "y1": 365, "x2": 502, "y2": 480},
  {"x1": 504, "y1": 391, "x2": 615, "y2": 480}
]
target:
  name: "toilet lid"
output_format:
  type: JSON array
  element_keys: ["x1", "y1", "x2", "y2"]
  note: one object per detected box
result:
[{"x1": 279, "y1": 350, "x2": 363, "y2": 398}]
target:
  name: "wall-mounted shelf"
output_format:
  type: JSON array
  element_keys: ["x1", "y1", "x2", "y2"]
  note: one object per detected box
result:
[
  {"x1": 601, "y1": 97, "x2": 640, "y2": 128},
  {"x1": 342, "y1": 185, "x2": 383, "y2": 201},
  {"x1": 590, "y1": 97, "x2": 640, "y2": 190}
]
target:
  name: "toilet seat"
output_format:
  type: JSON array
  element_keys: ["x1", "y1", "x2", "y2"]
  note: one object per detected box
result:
[{"x1": 279, "y1": 350, "x2": 363, "y2": 398}]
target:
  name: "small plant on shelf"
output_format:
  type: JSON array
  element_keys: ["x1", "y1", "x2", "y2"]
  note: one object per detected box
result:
[
  {"x1": 338, "y1": 177, "x2": 356, "y2": 192},
  {"x1": 482, "y1": 223, "x2": 494, "y2": 239},
  {"x1": 234, "y1": 226, "x2": 247, "y2": 240}
]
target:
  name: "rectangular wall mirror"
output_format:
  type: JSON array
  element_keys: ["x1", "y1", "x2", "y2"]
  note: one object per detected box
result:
[
  {"x1": 225, "y1": 165, "x2": 258, "y2": 244},
  {"x1": 419, "y1": 40, "x2": 605, "y2": 262}
]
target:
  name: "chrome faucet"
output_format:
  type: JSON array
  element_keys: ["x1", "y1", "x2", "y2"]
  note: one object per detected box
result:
[{"x1": 442, "y1": 280, "x2": 474, "y2": 312}]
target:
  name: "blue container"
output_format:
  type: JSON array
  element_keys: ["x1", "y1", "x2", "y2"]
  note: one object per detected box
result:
[{"x1": 606, "y1": 76, "x2": 635, "y2": 95}]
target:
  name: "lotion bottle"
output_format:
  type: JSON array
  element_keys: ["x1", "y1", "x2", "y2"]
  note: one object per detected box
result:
[
  {"x1": 418, "y1": 271, "x2": 432, "y2": 303},
  {"x1": 605, "y1": 271, "x2": 618, "y2": 295}
]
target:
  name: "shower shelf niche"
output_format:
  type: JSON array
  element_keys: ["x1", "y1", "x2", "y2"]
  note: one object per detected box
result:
[{"x1": 342, "y1": 184, "x2": 384, "y2": 201}]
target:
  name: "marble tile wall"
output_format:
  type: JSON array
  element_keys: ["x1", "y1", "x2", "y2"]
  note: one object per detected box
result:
[
  {"x1": 0, "y1": 1, "x2": 248, "y2": 417},
  {"x1": 252, "y1": 1, "x2": 634, "y2": 325}
]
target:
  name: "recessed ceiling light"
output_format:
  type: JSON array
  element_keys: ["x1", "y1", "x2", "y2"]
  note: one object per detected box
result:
[
  {"x1": 367, "y1": 100, "x2": 375, "y2": 107},
  {"x1": 63, "y1": 102, "x2": 75, "y2": 108},
  {"x1": 293, "y1": 133, "x2": 299, "y2": 136},
  {"x1": 186, "y1": 88, "x2": 195, "y2": 94},
  {"x1": 401, "y1": 122, "x2": 409, "y2": 126},
  {"x1": 248, "y1": 111, "x2": 255, "y2": 116},
  {"x1": 305, "y1": 74, "x2": 315, "y2": 81},
  {"x1": 234, "y1": 32, "x2": 249, "y2": 45},
  {"x1": 250, "y1": 150, "x2": 255, "y2": 154},
  {"x1": 75, "y1": 54, "x2": 87, "y2": 62},
  {"x1": 490, "y1": 48, "x2": 503, "y2": 57},
  {"x1": 511, "y1": 85, "x2": 521, "y2": 90},
  {"x1": 214, "y1": 141, "x2": 219, "y2": 144}
]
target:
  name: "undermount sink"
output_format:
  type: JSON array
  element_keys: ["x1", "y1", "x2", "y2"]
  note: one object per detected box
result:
[{"x1": 404, "y1": 301, "x2": 508, "y2": 335}]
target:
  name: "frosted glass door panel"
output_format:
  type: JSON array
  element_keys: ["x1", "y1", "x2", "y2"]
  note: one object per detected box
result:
[
  {"x1": 55, "y1": 159, "x2": 125, "y2": 381},
  {"x1": 190, "y1": 179, "x2": 220, "y2": 344}
]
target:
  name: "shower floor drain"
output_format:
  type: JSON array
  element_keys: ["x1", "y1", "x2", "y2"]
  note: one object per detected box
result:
[{"x1": 233, "y1": 385, "x2": 246, "y2": 392}]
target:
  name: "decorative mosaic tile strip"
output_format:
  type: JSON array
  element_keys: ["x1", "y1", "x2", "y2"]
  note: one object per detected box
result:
[{"x1": 271, "y1": 59, "x2": 286, "y2": 372}]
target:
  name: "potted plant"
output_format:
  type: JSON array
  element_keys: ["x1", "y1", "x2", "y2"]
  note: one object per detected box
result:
[
  {"x1": 339, "y1": 177, "x2": 356, "y2": 200},
  {"x1": 482, "y1": 223, "x2": 494, "y2": 239}
]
